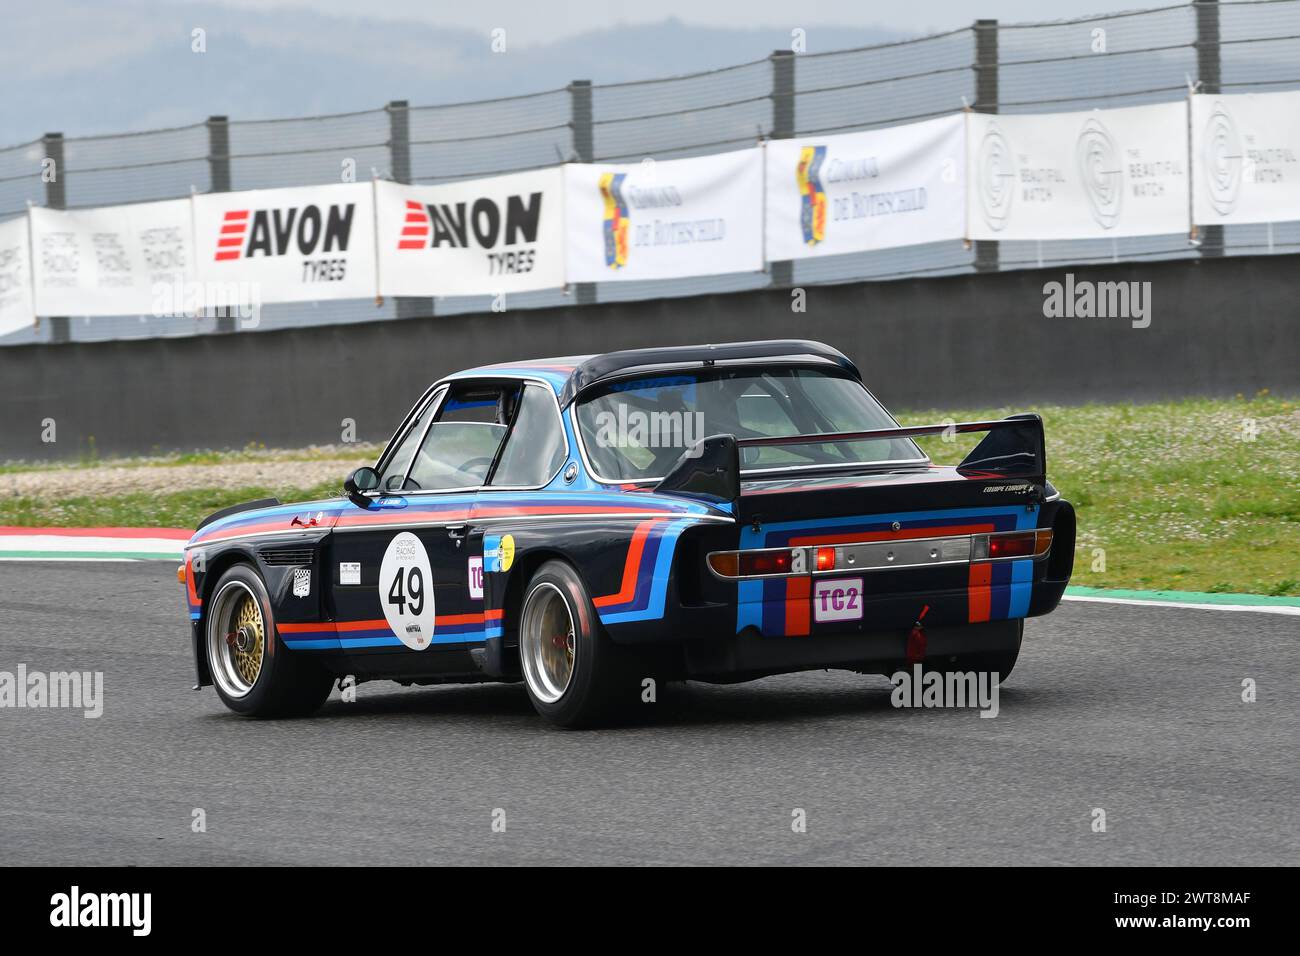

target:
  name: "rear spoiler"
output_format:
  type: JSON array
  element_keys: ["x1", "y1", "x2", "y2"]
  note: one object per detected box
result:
[{"x1": 655, "y1": 414, "x2": 1047, "y2": 504}]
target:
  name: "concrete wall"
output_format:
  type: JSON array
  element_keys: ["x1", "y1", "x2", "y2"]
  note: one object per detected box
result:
[{"x1": 1, "y1": 254, "x2": 1295, "y2": 461}]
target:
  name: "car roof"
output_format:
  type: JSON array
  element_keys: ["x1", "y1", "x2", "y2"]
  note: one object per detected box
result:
[{"x1": 451, "y1": 340, "x2": 859, "y2": 406}]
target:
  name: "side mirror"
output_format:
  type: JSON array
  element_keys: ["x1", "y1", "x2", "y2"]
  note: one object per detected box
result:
[{"x1": 344, "y1": 466, "x2": 380, "y2": 507}]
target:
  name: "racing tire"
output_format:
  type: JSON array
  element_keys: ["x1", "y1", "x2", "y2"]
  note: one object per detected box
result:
[
  {"x1": 205, "y1": 563, "x2": 334, "y2": 718},
  {"x1": 518, "y1": 560, "x2": 637, "y2": 728}
]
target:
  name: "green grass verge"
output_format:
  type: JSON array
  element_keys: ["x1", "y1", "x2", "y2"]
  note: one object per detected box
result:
[
  {"x1": 2, "y1": 395, "x2": 1295, "y2": 596},
  {"x1": 901, "y1": 393, "x2": 1298, "y2": 597}
]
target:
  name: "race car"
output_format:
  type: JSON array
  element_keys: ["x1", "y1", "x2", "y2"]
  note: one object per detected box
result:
[{"x1": 180, "y1": 339, "x2": 1075, "y2": 727}]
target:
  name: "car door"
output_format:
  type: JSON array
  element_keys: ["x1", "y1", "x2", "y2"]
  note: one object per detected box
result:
[{"x1": 330, "y1": 380, "x2": 517, "y2": 653}]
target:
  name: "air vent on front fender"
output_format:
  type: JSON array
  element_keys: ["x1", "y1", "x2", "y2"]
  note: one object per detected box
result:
[{"x1": 258, "y1": 548, "x2": 314, "y2": 567}]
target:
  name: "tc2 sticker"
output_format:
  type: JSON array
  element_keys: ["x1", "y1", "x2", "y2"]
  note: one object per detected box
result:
[
  {"x1": 813, "y1": 577, "x2": 864, "y2": 623},
  {"x1": 484, "y1": 533, "x2": 515, "y2": 573},
  {"x1": 379, "y1": 532, "x2": 436, "y2": 649},
  {"x1": 468, "y1": 556, "x2": 484, "y2": 600}
]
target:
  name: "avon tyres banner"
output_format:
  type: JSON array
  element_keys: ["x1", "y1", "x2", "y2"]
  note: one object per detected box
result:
[
  {"x1": 29, "y1": 200, "x2": 193, "y2": 316},
  {"x1": 375, "y1": 170, "x2": 564, "y2": 297},
  {"x1": 966, "y1": 103, "x2": 1190, "y2": 241},
  {"x1": 193, "y1": 183, "x2": 377, "y2": 304},
  {"x1": 564, "y1": 148, "x2": 763, "y2": 282},
  {"x1": 764, "y1": 114, "x2": 966, "y2": 260},
  {"x1": 1192, "y1": 91, "x2": 1300, "y2": 226},
  {"x1": 0, "y1": 216, "x2": 34, "y2": 337}
]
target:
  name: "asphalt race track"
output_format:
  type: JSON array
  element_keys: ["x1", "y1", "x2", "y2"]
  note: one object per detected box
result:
[{"x1": 1, "y1": 561, "x2": 1295, "y2": 866}]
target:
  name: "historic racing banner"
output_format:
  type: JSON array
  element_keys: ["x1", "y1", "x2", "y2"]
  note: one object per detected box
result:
[
  {"x1": 193, "y1": 182, "x2": 377, "y2": 304},
  {"x1": 765, "y1": 114, "x2": 966, "y2": 260},
  {"x1": 1192, "y1": 90, "x2": 1300, "y2": 227},
  {"x1": 29, "y1": 199, "x2": 193, "y2": 316},
  {"x1": 0, "y1": 215, "x2": 35, "y2": 337},
  {"x1": 564, "y1": 148, "x2": 763, "y2": 282},
  {"x1": 375, "y1": 169, "x2": 564, "y2": 297},
  {"x1": 966, "y1": 102, "x2": 1190, "y2": 241}
]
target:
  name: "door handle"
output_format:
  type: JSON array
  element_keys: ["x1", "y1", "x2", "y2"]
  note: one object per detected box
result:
[{"x1": 447, "y1": 524, "x2": 469, "y2": 547}]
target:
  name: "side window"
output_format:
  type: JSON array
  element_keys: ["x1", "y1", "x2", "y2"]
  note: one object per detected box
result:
[
  {"x1": 377, "y1": 388, "x2": 444, "y2": 493},
  {"x1": 490, "y1": 384, "x2": 567, "y2": 487},
  {"x1": 405, "y1": 383, "x2": 517, "y2": 492}
]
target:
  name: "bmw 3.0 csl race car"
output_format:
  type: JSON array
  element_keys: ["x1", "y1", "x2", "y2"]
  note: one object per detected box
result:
[{"x1": 180, "y1": 340, "x2": 1075, "y2": 727}]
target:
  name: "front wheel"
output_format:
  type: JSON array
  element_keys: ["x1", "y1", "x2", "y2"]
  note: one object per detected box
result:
[
  {"x1": 205, "y1": 564, "x2": 333, "y2": 717},
  {"x1": 518, "y1": 560, "x2": 636, "y2": 728}
]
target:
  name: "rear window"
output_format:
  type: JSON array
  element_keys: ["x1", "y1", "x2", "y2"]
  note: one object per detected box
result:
[{"x1": 576, "y1": 366, "x2": 923, "y2": 481}]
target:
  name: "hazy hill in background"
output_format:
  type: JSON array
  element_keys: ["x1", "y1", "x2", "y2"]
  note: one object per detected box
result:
[{"x1": 1, "y1": 0, "x2": 906, "y2": 143}]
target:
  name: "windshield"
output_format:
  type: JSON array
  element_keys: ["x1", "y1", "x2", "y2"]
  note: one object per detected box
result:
[{"x1": 576, "y1": 366, "x2": 924, "y2": 481}]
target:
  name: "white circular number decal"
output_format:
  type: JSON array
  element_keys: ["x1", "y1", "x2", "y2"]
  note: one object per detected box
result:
[{"x1": 379, "y1": 532, "x2": 436, "y2": 650}]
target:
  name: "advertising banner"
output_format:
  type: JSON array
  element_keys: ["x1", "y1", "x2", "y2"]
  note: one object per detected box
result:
[
  {"x1": 966, "y1": 103, "x2": 1190, "y2": 241},
  {"x1": 193, "y1": 182, "x2": 376, "y2": 304},
  {"x1": 0, "y1": 215, "x2": 34, "y2": 337},
  {"x1": 375, "y1": 169, "x2": 565, "y2": 297},
  {"x1": 29, "y1": 199, "x2": 193, "y2": 316},
  {"x1": 1192, "y1": 90, "x2": 1300, "y2": 226},
  {"x1": 765, "y1": 114, "x2": 966, "y2": 260},
  {"x1": 564, "y1": 148, "x2": 763, "y2": 282}
]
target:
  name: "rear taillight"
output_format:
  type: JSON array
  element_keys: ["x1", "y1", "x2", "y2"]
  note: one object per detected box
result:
[
  {"x1": 708, "y1": 548, "x2": 796, "y2": 578},
  {"x1": 815, "y1": 546, "x2": 836, "y2": 571},
  {"x1": 972, "y1": 529, "x2": 1053, "y2": 561}
]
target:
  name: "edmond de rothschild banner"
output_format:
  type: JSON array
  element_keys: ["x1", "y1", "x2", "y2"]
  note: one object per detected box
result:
[
  {"x1": 563, "y1": 148, "x2": 763, "y2": 282},
  {"x1": 375, "y1": 169, "x2": 565, "y2": 297},
  {"x1": 765, "y1": 114, "x2": 966, "y2": 260}
]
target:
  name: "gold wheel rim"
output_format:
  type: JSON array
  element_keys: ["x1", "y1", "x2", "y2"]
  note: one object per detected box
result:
[
  {"x1": 231, "y1": 592, "x2": 265, "y2": 687},
  {"x1": 208, "y1": 579, "x2": 268, "y2": 699}
]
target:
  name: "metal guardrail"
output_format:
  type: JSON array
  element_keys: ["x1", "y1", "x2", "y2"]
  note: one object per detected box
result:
[{"x1": 2, "y1": 0, "x2": 1298, "y2": 345}]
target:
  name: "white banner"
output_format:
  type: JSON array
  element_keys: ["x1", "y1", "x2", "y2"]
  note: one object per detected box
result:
[
  {"x1": 0, "y1": 215, "x2": 35, "y2": 337},
  {"x1": 564, "y1": 148, "x2": 763, "y2": 282},
  {"x1": 29, "y1": 199, "x2": 193, "y2": 316},
  {"x1": 966, "y1": 103, "x2": 1190, "y2": 241},
  {"x1": 375, "y1": 170, "x2": 564, "y2": 297},
  {"x1": 765, "y1": 115, "x2": 966, "y2": 260},
  {"x1": 193, "y1": 182, "x2": 376, "y2": 304},
  {"x1": 1192, "y1": 91, "x2": 1300, "y2": 226}
]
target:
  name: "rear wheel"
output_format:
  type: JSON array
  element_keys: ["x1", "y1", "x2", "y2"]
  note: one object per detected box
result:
[
  {"x1": 518, "y1": 560, "x2": 636, "y2": 728},
  {"x1": 205, "y1": 564, "x2": 333, "y2": 717}
]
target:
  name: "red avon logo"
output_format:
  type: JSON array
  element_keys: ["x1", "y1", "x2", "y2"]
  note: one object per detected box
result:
[{"x1": 215, "y1": 204, "x2": 356, "y2": 261}]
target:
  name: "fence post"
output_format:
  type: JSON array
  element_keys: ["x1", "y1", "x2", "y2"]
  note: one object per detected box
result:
[
  {"x1": 206, "y1": 116, "x2": 231, "y2": 193},
  {"x1": 1195, "y1": 0, "x2": 1225, "y2": 258},
  {"x1": 205, "y1": 117, "x2": 237, "y2": 332},
  {"x1": 569, "y1": 80, "x2": 597, "y2": 306},
  {"x1": 387, "y1": 100, "x2": 434, "y2": 319},
  {"x1": 769, "y1": 50, "x2": 796, "y2": 289},
  {"x1": 41, "y1": 132, "x2": 70, "y2": 343},
  {"x1": 973, "y1": 20, "x2": 1000, "y2": 274}
]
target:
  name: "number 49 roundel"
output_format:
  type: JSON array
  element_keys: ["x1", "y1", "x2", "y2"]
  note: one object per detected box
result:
[{"x1": 379, "y1": 532, "x2": 437, "y2": 650}]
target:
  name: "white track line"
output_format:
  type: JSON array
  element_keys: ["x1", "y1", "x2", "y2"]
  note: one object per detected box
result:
[{"x1": 1062, "y1": 594, "x2": 1300, "y2": 616}]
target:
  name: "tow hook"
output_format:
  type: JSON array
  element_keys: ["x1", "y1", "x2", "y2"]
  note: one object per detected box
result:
[{"x1": 906, "y1": 605, "x2": 930, "y2": 665}]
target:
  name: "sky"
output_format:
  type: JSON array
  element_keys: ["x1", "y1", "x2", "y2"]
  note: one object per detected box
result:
[
  {"x1": 159, "y1": 0, "x2": 1151, "y2": 44},
  {"x1": 0, "y1": 0, "x2": 1181, "y2": 142}
]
